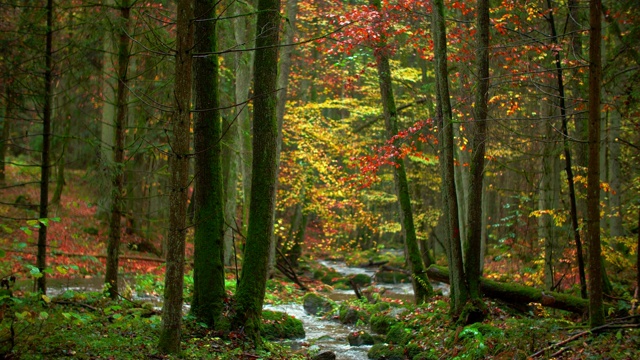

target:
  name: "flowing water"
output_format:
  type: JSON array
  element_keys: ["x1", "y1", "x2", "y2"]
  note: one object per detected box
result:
[{"x1": 20, "y1": 260, "x2": 448, "y2": 359}]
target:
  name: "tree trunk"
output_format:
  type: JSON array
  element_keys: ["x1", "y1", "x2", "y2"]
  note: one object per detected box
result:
[
  {"x1": 0, "y1": 89, "x2": 15, "y2": 185},
  {"x1": 98, "y1": 0, "x2": 116, "y2": 220},
  {"x1": 191, "y1": 0, "x2": 226, "y2": 328},
  {"x1": 268, "y1": 0, "x2": 298, "y2": 276},
  {"x1": 432, "y1": 0, "x2": 467, "y2": 317},
  {"x1": 157, "y1": 0, "x2": 193, "y2": 353},
  {"x1": 537, "y1": 100, "x2": 561, "y2": 292},
  {"x1": 464, "y1": 0, "x2": 489, "y2": 306},
  {"x1": 105, "y1": 0, "x2": 131, "y2": 299},
  {"x1": 587, "y1": 0, "x2": 604, "y2": 328},
  {"x1": 233, "y1": 0, "x2": 254, "y2": 238},
  {"x1": 37, "y1": 0, "x2": 54, "y2": 295},
  {"x1": 370, "y1": 0, "x2": 432, "y2": 304},
  {"x1": 546, "y1": 0, "x2": 588, "y2": 298},
  {"x1": 232, "y1": 0, "x2": 281, "y2": 344}
]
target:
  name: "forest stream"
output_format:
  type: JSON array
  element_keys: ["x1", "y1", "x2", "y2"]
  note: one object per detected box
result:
[{"x1": 25, "y1": 260, "x2": 448, "y2": 360}]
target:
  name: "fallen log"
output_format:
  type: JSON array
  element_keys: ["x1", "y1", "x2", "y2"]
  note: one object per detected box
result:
[{"x1": 426, "y1": 265, "x2": 591, "y2": 314}]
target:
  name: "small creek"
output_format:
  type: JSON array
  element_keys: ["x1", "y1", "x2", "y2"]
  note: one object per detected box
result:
[{"x1": 21, "y1": 260, "x2": 448, "y2": 360}]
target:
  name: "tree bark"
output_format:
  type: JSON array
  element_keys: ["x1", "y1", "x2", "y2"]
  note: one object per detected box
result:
[
  {"x1": 36, "y1": 0, "x2": 54, "y2": 295},
  {"x1": 191, "y1": 0, "x2": 226, "y2": 328},
  {"x1": 464, "y1": 0, "x2": 489, "y2": 304},
  {"x1": 587, "y1": 0, "x2": 605, "y2": 328},
  {"x1": 232, "y1": 0, "x2": 281, "y2": 344},
  {"x1": 0, "y1": 89, "x2": 15, "y2": 185},
  {"x1": 105, "y1": 0, "x2": 131, "y2": 299},
  {"x1": 432, "y1": 0, "x2": 467, "y2": 316},
  {"x1": 158, "y1": 0, "x2": 193, "y2": 353}
]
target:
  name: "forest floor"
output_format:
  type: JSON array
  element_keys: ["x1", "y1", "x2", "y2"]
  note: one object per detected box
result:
[{"x1": 1, "y1": 164, "x2": 640, "y2": 359}]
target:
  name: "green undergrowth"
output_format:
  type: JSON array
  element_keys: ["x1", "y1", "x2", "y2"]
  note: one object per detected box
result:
[{"x1": 0, "y1": 289, "x2": 307, "y2": 359}]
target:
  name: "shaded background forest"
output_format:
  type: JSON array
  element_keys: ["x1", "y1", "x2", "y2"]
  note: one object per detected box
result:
[{"x1": 1, "y1": 0, "x2": 639, "y2": 329}]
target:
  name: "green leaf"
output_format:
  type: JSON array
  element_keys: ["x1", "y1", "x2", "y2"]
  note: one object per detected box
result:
[
  {"x1": 50, "y1": 217, "x2": 61, "y2": 222},
  {"x1": 16, "y1": 242, "x2": 27, "y2": 249},
  {"x1": 38, "y1": 218, "x2": 49, "y2": 227},
  {"x1": 0, "y1": 249, "x2": 5, "y2": 258},
  {"x1": 39, "y1": 311, "x2": 49, "y2": 320},
  {"x1": 26, "y1": 220, "x2": 39, "y2": 227},
  {"x1": 20, "y1": 227, "x2": 32, "y2": 236}
]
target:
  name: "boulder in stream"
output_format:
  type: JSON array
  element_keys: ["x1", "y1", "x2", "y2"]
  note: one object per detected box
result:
[
  {"x1": 260, "y1": 310, "x2": 305, "y2": 340},
  {"x1": 303, "y1": 292, "x2": 335, "y2": 316},
  {"x1": 347, "y1": 330, "x2": 375, "y2": 346}
]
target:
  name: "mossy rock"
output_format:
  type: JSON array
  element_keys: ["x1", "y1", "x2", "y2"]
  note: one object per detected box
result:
[
  {"x1": 370, "y1": 314, "x2": 396, "y2": 335},
  {"x1": 405, "y1": 343, "x2": 424, "y2": 359},
  {"x1": 374, "y1": 270, "x2": 410, "y2": 284},
  {"x1": 367, "y1": 343, "x2": 404, "y2": 360},
  {"x1": 321, "y1": 271, "x2": 343, "y2": 285},
  {"x1": 347, "y1": 331, "x2": 375, "y2": 346},
  {"x1": 338, "y1": 304, "x2": 362, "y2": 324},
  {"x1": 303, "y1": 292, "x2": 335, "y2": 316},
  {"x1": 261, "y1": 310, "x2": 305, "y2": 340},
  {"x1": 386, "y1": 324, "x2": 410, "y2": 345},
  {"x1": 350, "y1": 273, "x2": 373, "y2": 287}
]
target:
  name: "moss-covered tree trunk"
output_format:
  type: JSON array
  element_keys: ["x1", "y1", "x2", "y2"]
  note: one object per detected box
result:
[
  {"x1": 432, "y1": 0, "x2": 467, "y2": 317},
  {"x1": 105, "y1": 0, "x2": 130, "y2": 299},
  {"x1": 370, "y1": 0, "x2": 432, "y2": 304},
  {"x1": 464, "y1": 0, "x2": 489, "y2": 317},
  {"x1": 231, "y1": 0, "x2": 281, "y2": 345},
  {"x1": 157, "y1": 0, "x2": 193, "y2": 353},
  {"x1": 587, "y1": 0, "x2": 604, "y2": 328},
  {"x1": 190, "y1": 0, "x2": 226, "y2": 328},
  {"x1": 37, "y1": 0, "x2": 54, "y2": 294}
]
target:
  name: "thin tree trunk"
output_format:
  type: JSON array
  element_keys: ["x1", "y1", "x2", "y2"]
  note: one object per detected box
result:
[
  {"x1": 233, "y1": 0, "x2": 254, "y2": 238},
  {"x1": 268, "y1": 0, "x2": 298, "y2": 275},
  {"x1": 191, "y1": 0, "x2": 226, "y2": 328},
  {"x1": 232, "y1": 0, "x2": 281, "y2": 344},
  {"x1": 157, "y1": 0, "x2": 193, "y2": 353},
  {"x1": 432, "y1": 0, "x2": 467, "y2": 317},
  {"x1": 0, "y1": 89, "x2": 15, "y2": 185},
  {"x1": 587, "y1": 0, "x2": 604, "y2": 328},
  {"x1": 369, "y1": 0, "x2": 432, "y2": 304},
  {"x1": 37, "y1": 0, "x2": 54, "y2": 295},
  {"x1": 105, "y1": 0, "x2": 131, "y2": 299}
]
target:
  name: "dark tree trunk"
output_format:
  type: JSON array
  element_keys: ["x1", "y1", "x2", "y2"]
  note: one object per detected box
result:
[
  {"x1": 587, "y1": 0, "x2": 604, "y2": 328},
  {"x1": 545, "y1": 0, "x2": 587, "y2": 299},
  {"x1": 465, "y1": 0, "x2": 489, "y2": 306},
  {"x1": 191, "y1": 0, "x2": 226, "y2": 328},
  {"x1": 232, "y1": 0, "x2": 281, "y2": 345},
  {"x1": 105, "y1": 0, "x2": 131, "y2": 299},
  {"x1": 158, "y1": 0, "x2": 193, "y2": 353},
  {"x1": 0, "y1": 89, "x2": 15, "y2": 185},
  {"x1": 432, "y1": 0, "x2": 467, "y2": 317},
  {"x1": 37, "y1": 0, "x2": 54, "y2": 295}
]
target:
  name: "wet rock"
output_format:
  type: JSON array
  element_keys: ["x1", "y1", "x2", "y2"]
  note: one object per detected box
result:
[
  {"x1": 303, "y1": 292, "x2": 334, "y2": 316},
  {"x1": 349, "y1": 273, "x2": 372, "y2": 287},
  {"x1": 370, "y1": 314, "x2": 396, "y2": 335},
  {"x1": 260, "y1": 310, "x2": 305, "y2": 340},
  {"x1": 347, "y1": 331, "x2": 375, "y2": 346},
  {"x1": 338, "y1": 304, "x2": 361, "y2": 324},
  {"x1": 312, "y1": 350, "x2": 336, "y2": 360}
]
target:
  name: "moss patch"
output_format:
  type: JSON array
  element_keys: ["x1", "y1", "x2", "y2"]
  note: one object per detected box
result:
[{"x1": 261, "y1": 310, "x2": 305, "y2": 340}]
